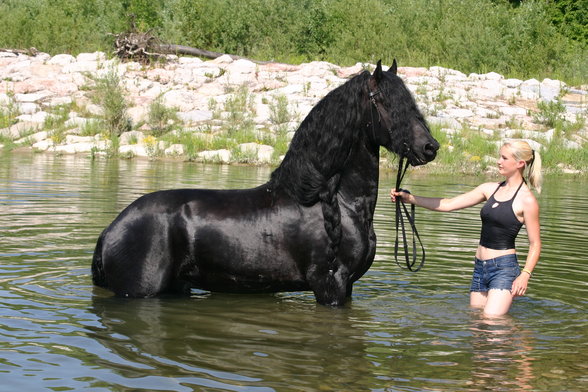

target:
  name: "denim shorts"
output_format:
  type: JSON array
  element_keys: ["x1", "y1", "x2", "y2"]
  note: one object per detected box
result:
[{"x1": 470, "y1": 254, "x2": 521, "y2": 292}]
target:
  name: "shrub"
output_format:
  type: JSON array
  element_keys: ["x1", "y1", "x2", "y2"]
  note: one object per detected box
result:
[
  {"x1": 87, "y1": 68, "x2": 131, "y2": 138},
  {"x1": 533, "y1": 99, "x2": 566, "y2": 128},
  {"x1": 148, "y1": 98, "x2": 179, "y2": 137},
  {"x1": 269, "y1": 94, "x2": 291, "y2": 125},
  {"x1": 0, "y1": 92, "x2": 18, "y2": 129}
]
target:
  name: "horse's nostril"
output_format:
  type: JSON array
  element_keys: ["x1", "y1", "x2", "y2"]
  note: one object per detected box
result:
[{"x1": 424, "y1": 142, "x2": 438, "y2": 155}]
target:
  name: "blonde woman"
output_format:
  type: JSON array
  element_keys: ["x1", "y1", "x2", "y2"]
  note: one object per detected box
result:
[{"x1": 391, "y1": 140, "x2": 542, "y2": 316}]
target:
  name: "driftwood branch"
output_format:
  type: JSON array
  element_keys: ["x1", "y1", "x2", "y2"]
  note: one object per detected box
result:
[{"x1": 110, "y1": 16, "x2": 268, "y2": 64}]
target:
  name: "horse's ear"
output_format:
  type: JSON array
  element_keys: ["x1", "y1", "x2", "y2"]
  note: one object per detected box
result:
[
  {"x1": 373, "y1": 60, "x2": 383, "y2": 82},
  {"x1": 388, "y1": 59, "x2": 398, "y2": 75}
]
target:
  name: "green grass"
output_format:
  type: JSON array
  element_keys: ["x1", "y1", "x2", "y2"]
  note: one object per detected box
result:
[
  {"x1": 223, "y1": 85, "x2": 256, "y2": 136},
  {"x1": 533, "y1": 99, "x2": 567, "y2": 128}
]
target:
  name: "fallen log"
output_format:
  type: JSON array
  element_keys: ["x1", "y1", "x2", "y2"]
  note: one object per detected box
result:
[
  {"x1": 109, "y1": 16, "x2": 269, "y2": 64},
  {"x1": 153, "y1": 44, "x2": 270, "y2": 64}
]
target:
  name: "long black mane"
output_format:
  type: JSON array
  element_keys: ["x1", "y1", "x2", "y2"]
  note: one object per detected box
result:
[
  {"x1": 267, "y1": 69, "x2": 399, "y2": 274},
  {"x1": 268, "y1": 68, "x2": 419, "y2": 203},
  {"x1": 269, "y1": 71, "x2": 370, "y2": 205}
]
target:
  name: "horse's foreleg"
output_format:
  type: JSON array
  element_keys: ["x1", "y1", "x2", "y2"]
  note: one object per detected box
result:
[
  {"x1": 307, "y1": 263, "x2": 350, "y2": 306},
  {"x1": 345, "y1": 281, "x2": 354, "y2": 298}
]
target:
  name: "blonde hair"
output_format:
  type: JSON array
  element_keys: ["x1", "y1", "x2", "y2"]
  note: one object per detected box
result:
[{"x1": 503, "y1": 139, "x2": 543, "y2": 193}]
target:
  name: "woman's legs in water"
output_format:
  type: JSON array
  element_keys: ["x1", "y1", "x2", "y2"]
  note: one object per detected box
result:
[{"x1": 470, "y1": 290, "x2": 514, "y2": 316}]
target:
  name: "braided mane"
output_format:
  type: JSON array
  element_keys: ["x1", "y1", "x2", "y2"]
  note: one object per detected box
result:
[
  {"x1": 269, "y1": 71, "x2": 372, "y2": 204},
  {"x1": 268, "y1": 71, "x2": 373, "y2": 274}
]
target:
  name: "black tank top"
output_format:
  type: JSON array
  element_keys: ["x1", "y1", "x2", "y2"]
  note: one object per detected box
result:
[{"x1": 479, "y1": 181, "x2": 524, "y2": 250}]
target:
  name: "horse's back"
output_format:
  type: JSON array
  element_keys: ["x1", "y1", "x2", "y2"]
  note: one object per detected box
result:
[{"x1": 93, "y1": 186, "x2": 322, "y2": 296}]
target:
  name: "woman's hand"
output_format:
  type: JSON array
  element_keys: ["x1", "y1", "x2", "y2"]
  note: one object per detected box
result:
[
  {"x1": 511, "y1": 273, "x2": 531, "y2": 297},
  {"x1": 390, "y1": 188, "x2": 413, "y2": 204}
]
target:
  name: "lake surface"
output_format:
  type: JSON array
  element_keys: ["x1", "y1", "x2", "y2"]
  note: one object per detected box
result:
[{"x1": 1, "y1": 151, "x2": 587, "y2": 392}]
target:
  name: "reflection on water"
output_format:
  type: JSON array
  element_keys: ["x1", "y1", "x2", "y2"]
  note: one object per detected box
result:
[
  {"x1": 468, "y1": 315, "x2": 536, "y2": 391},
  {"x1": 1, "y1": 151, "x2": 587, "y2": 391},
  {"x1": 88, "y1": 295, "x2": 375, "y2": 391}
]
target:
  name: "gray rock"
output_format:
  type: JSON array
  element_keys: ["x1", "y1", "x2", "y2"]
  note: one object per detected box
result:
[
  {"x1": 17, "y1": 130, "x2": 48, "y2": 144},
  {"x1": 0, "y1": 122, "x2": 42, "y2": 139},
  {"x1": 119, "y1": 144, "x2": 148, "y2": 157},
  {"x1": 119, "y1": 131, "x2": 145, "y2": 145},
  {"x1": 239, "y1": 142, "x2": 274, "y2": 162},
  {"x1": 197, "y1": 149, "x2": 231, "y2": 163},
  {"x1": 520, "y1": 79, "x2": 541, "y2": 99},
  {"x1": 165, "y1": 144, "x2": 185, "y2": 156},
  {"x1": 16, "y1": 111, "x2": 48, "y2": 123},
  {"x1": 32, "y1": 139, "x2": 54, "y2": 151},
  {"x1": 47, "y1": 54, "x2": 76, "y2": 66},
  {"x1": 540, "y1": 78, "x2": 564, "y2": 102},
  {"x1": 177, "y1": 110, "x2": 213, "y2": 124},
  {"x1": 17, "y1": 102, "x2": 39, "y2": 114}
]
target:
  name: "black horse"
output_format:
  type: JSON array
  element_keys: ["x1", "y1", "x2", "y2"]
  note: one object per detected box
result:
[{"x1": 92, "y1": 60, "x2": 439, "y2": 306}]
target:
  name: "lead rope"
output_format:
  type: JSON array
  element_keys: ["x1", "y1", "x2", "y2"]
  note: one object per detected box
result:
[{"x1": 394, "y1": 155, "x2": 426, "y2": 271}]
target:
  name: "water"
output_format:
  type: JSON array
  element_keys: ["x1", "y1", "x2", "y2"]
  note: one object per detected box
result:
[{"x1": 1, "y1": 150, "x2": 587, "y2": 391}]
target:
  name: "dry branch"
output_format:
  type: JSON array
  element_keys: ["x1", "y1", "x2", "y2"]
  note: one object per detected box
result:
[{"x1": 110, "y1": 16, "x2": 268, "y2": 64}]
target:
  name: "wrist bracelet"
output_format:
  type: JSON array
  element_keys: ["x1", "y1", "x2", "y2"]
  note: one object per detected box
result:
[{"x1": 522, "y1": 268, "x2": 532, "y2": 276}]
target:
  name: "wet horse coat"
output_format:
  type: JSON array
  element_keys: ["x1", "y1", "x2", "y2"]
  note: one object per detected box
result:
[{"x1": 92, "y1": 61, "x2": 439, "y2": 305}]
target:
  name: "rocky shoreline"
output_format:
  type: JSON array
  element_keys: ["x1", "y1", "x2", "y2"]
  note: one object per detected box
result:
[{"x1": 1, "y1": 50, "x2": 586, "y2": 170}]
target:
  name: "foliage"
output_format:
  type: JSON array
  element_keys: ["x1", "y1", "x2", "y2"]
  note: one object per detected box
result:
[
  {"x1": 0, "y1": 93, "x2": 18, "y2": 129},
  {"x1": 268, "y1": 94, "x2": 292, "y2": 125},
  {"x1": 546, "y1": 0, "x2": 588, "y2": 44},
  {"x1": 223, "y1": 85, "x2": 256, "y2": 136},
  {"x1": 43, "y1": 104, "x2": 71, "y2": 130},
  {"x1": 541, "y1": 136, "x2": 588, "y2": 173},
  {"x1": 0, "y1": 0, "x2": 585, "y2": 83},
  {"x1": 147, "y1": 97, "x2": 180, "y2": 137},
  {"x1": 0, "y1": 0, "x2": 125, "y2": 54},
  {"x1": 86, "y1": 68, "x2": 131, "y2": 138},
  {"x1": 533, "y1": 99, "x2": 567, "y2": 128}
]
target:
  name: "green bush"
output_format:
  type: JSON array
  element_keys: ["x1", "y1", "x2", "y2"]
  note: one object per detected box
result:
[
  {"x1": 533, "y1": 99, "x2": 567, "y2": 128},
  {"x1": 0, "y1": 93, "x2": 17, "y2": 129},
  {"x1": 0, "y1": 0, "x2": 125, "y2": 54},
  {"x1": 147, "y1": 98, "x2": 180, "y2": 137},
  {"x1": 0, "y1": 0, "x2": 585, "y2": 83},
  {"x1": 87, "y1": 68, "x2": 131, "y2": 138}
]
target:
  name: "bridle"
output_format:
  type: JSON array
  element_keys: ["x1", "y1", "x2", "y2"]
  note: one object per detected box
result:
[{"x1": 368, "y1": 85, "x2": 426, "y2": 272}]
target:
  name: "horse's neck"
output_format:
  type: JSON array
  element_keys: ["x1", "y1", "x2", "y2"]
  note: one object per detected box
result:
[{"x1": 338, "y1": 141, "x2": 380, "y2": 204}]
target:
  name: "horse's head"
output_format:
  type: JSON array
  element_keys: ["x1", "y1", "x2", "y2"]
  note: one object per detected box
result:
[{"x1": 368, "y1": 60, "x2": 439, "y2": 166}]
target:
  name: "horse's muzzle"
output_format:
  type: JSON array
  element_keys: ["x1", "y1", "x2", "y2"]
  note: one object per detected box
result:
[
  {"x1": 423, "y1": 141, "x2": 439, "y2": 161},
  {"x1": 408, "y1": 141, "x2": 439, "y2": 166}
]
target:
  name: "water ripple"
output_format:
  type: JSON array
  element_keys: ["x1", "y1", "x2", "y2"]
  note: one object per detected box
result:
[{"x1": 1, "y1": 153, "x2": 587, "y2": 391}]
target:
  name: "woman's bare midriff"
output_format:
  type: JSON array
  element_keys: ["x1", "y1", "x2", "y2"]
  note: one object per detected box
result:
[{"x1": 475, "y1": 245, "x2": 516, "y2": 260}]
